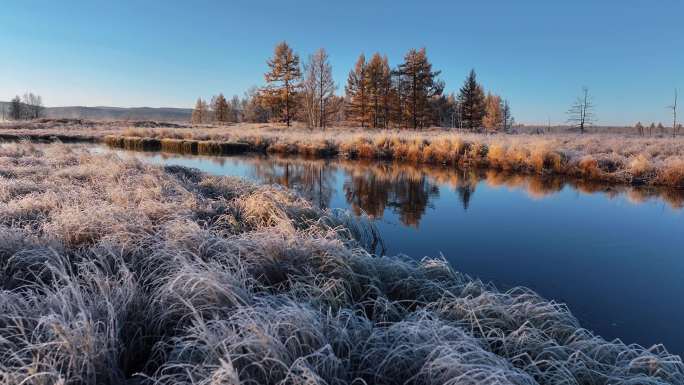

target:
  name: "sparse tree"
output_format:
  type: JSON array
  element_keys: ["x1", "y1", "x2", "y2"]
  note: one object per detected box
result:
[
  {"x1": 21, "y1": 93, "x2": 44, "y2": 119},
  {"x1": 483, "y1": 93, "x2": 503, "y2": 132},
  {"x1": 567, "y1": 87, "x2": 595, "y2": 134},
  {"x1": 657, "y1": 122, "x2": 665, "y2": 135},
  {"x1": 458, "y1": 69, "x2": 486, "y2": 131},
  {"x1": 211, "y1": 94, "x2": 230, "y2": 124},
  {"x1": 667, "y1": 89, "x2": 678, "y2": 137},
  {"x1": 345, "y1": 54, "x2": 369, "y2": 128},
  {"x1": 394, "y1": 48, "x2": 443, "y2": 129},
  {"x1": 302, "y1": 48, "x2": 336, "y2": 129},
  {"x1": 501, "y1": 99, "x2": 514, "y2": 132},
  {"x1": 9, "y1": 96, "x2": 23, "y2": 120},
  {"x1": 230, "y1": 95, "x2": 242, "y2": 122},
  {"x1": 262, "y1": 41, "x2": 301, "y2": 127},
  {"x1": 649, "y1": 122, "x2": 656, "y2": 136},
  {"x1": 635, "y1": 121, "x2": 644, "y2": 136},
  {"x1": 191, "y1": 97, "x2": 208, "y2": 124}
]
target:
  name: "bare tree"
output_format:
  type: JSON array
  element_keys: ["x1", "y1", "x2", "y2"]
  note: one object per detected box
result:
[
  {"x1": 302, "y1": 48, "x2": 336, "y2": 129},
  {"x1": 567, "y1": 87, "x2": 595, "y2": 134},
  {"x1": 14, "y1": 93, "x2": 44, "y2": 120},
  {"x1": 667, "y1": 89, "x2": 678, "y2": 137}
]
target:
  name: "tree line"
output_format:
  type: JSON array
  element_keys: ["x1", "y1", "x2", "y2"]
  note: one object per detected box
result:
[
  {"x1": 192, "y1": 42, "x2": 514, "y2": 131},
  {"x1": 5, "y1": 93, "x2": 44, "y2": 120}
]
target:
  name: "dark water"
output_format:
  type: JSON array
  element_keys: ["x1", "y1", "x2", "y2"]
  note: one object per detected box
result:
[{"x1": 102, "y1": 147, "x2": 684, "y2": 357}]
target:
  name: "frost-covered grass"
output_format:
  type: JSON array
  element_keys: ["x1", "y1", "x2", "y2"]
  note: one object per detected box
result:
[{"x1": 0, "y1": 143, "x2": 682, "y2": 385}]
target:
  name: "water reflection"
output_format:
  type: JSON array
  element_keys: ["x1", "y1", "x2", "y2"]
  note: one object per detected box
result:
[
  {"x1": 243, "y1": 156, "x2": 684, "y2": 226},
  {"x1": 139, "y1": 151, "x2": 684, "y2": 227}
]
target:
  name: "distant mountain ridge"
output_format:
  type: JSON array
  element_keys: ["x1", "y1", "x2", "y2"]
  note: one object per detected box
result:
[{"x1": 0, "y1": 102, "x2": 192, "y2": 122}]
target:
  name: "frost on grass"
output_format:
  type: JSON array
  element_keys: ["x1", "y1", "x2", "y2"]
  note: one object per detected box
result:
[{"x1": 0, "y1": 143, "x2": 681, "y2": 385}]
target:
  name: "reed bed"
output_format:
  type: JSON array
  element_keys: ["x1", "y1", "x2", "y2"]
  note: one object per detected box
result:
[{"x1": 0, "y1": 142, "x2": 681, "y2": 385}]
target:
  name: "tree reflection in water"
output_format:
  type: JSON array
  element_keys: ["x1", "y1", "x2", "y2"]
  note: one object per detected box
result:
[
  {"x1": 250, "y1": 159, "x2": 336, "y2": 210},
  {"x1": 139, "y1": 152, "x2": 684, "y2": 227}
]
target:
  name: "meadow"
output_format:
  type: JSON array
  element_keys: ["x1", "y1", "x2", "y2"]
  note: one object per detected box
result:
[{"x1": 0, "y1": 142, "x2": 682, "y2": 384}]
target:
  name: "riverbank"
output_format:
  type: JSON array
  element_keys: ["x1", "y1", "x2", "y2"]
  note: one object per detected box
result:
[
  {"x1": 0, "y1": 142, "x2": 681, "y2": 384},
  {"x1": 2, "y1": 119, "x2": 684, "y2": 189}
]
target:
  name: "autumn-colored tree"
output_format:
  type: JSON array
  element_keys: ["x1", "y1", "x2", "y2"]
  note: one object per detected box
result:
[
  {"x1": 366, "y1": 53, "x2": 392, "y2": 128},
  {"x1": 191, "y1": 97, "x2": 208, "y2": 124},
  {"x1": 262, "y1": 41, "x2": 301, "y2": 127},
  {"x1": 458, "y1": 69, "x2": 486, "y2": 131},
  {"x1": 302, "y1": 48, "x2": 337, "y2": 128},
  {"x1": 211, "y1": 94, "x2": 230, "y2": 124},
  {"x1": 395, "y1": 48, "x2": 443, "y2": 129},
  {"x1": 242, "y1": 86, "x2": 269, "y2": 123},
  {"x1": 345, "y1": 54, "x2": 369, "y2": 127},
  {"x1": 483, "y1": 93, "x2": 503, "y2": 132}
]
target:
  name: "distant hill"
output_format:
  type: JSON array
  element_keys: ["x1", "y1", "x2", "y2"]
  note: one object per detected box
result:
[{"x1": 0, "y1": 102, "x2": 192, "y2": 122}]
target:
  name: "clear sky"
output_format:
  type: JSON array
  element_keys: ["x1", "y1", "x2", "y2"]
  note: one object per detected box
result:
[{"x1": 1, "y1": 0, "x2": 682, "y2": 125}]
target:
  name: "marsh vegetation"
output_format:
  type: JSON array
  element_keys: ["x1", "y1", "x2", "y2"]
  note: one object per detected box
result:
[{"x1": 0, "y1": 142, "x2": 682, "y2": 384}]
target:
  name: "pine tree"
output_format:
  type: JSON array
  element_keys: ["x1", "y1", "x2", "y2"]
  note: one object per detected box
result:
[
  {"x1": 649, "y1": 122, "x2": 655, "y2": 136},
  {"x1": 483, "y1": 93, "x2": 503, "y2": 132},
  {"x1": 345, "y1": 54, "x2": 369, "y2": 128},
  {"x1": 395, "y1": 48, "x2": 443, "y2": 129},
  {"x1": 191, "y1": 97, "x2": 208, "y2": 124},
  {"x1": 366, "y1": 53, "x2": 392, "y2": 128},
  {"x1": 458, "y1": 69, "x2": 486, "y2": 131},
  {"x1": 211, "y1": 94, "x2": 230, "y2": 124},
  {"x1": 262, "y1": 41, "x2": 301, "y2": 127}
]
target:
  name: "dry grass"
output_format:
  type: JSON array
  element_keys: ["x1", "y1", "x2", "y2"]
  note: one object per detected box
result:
[{"x1": 0, "y1": 142, "x2": 681, "y2": 385}]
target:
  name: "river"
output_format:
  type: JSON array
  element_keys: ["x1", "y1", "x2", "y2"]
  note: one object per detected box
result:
[{"x1": 97, "y1": 145, "x2": 684, "y2": 357}]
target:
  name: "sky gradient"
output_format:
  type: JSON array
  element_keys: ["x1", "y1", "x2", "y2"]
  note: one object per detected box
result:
[{"x1": 1, "y1": 0, "x2": 682, "y2": 125}]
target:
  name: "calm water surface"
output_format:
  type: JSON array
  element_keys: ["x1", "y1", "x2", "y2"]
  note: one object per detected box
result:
[{"x1": 101, "y1": 146, "x2": 684, "y2": 357}]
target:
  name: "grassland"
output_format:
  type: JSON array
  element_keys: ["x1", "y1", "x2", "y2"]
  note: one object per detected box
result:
[
  {"x1": 2, "y1": 119, "x2": 684, "y2": 189},
  {"x1": 0, "y1": 142, "x2": 682, "y2": 385}
]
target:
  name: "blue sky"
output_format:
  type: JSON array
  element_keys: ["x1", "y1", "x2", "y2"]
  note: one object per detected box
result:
[{"x1": 1, "y1": 0, "x2": 682, "y2": 125}]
